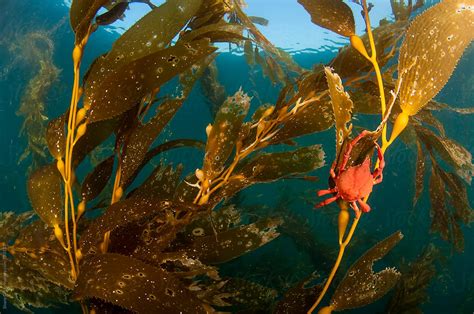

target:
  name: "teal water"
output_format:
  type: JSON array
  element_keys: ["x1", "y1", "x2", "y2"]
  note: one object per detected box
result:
[{"x1": 0, "y1": 0, "x2": 473, "y2": 313}]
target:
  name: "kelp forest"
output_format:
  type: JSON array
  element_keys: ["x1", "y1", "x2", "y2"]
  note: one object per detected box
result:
[{"x1": 0, "y1": 0, "x2": 473, "y2": 313}]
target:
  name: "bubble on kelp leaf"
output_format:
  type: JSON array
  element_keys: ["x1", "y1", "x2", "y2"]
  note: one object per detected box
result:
[
  {"x1": 397, "y1": 0, "x2": 474, "y2": 116},
  {"x1": 324, "y1": 67, "x2": 353, "y2": 155},
  {"x1": 298, "y1": 0, "x2": 355, "y2": 37},
  {"x1": 72, "y1": 253, "x2": 209, "y2": 313},
  {"x1": 203, "y1": 89, "x2": 250, "y2": 179},
  {"x1": 27, "y1": 164, "x2": 63, "y2": 227},
  {"x1": 329, "y1": 231, "x2": 403, "y2": 311}
]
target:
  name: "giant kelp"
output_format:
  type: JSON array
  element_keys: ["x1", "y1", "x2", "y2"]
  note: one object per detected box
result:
[{"x1": 2, "y1": 0, "x2": 474, "y2": 313}]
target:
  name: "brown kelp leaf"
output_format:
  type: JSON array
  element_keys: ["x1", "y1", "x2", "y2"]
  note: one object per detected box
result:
[
  {"x1": 79, "y1": 198, "x2": 202, "y2": 256},
  {"x1": 275, "y1": 275, "x2": 323, "y2": 314},
  {"x1": 203, "y1": 89, "x2": 251, "y2": 179},
  {"x1": 413, "y1": 140, "x2": 425, "y2": 205},
  {"x1": 451, "y1": 216, "x2": 465, "y2": 252},
  {"x1": 416, "y1": 109, "x2": 446, "y2": 137},
  {"x1": 298, "y1": 0, "x2": 355, "y2": 37},
  {"x1": 185, "y1": 218, "x2": 282, "y2": 264},
  {"x1": 180, "y1": 22, "x2": 245, "y2": 43},
  {"x1": 81, "y1": 155, "x2": 114, "y2": 202},
  {"x1": 46, "y1": 113, "x2": 67, "y2": 159},
  {"x1": 238, "y1": 145, "x2": 325, "y2": 182},
  {"x1": 72, "y1": 253, "x2": 208, "y2": 313},
  {"x1": 86, "y1": 39, "x2": 216, "y2": 122},
  {"x1": 325, "y1": 67, "x2": 353, "y2": 155},
  {"x1": 437, "y1": 170, "x2": 473, "y2": 225},
  {"x1": 213, "y1": 278, "x2": 277, "y2": 310},
  {"x1": 105, "y1": 0, "x2": 202, "y2": 67},
  {"x1": 1, "y1": 256, "x2": 68, "y2": 312},
  {"x1": 385, "y1": 244, "x2": 439, "y2": 314},
  {"x1": 129, "y1": 164, "x2": 183, "y2": 199},
  {"x1": 72, "y1": 116, "x2": 121, "y2": 167},
  {"x1": 95, "y1": 2, "x2": 128, "y2": 26},
  {"x1": 200, "y1": 61, "x2": 227, "y2": 119},
  {"x1": 415, "y1": 125, "x2": 474, "y2": 182},
  {"x1": 398, "y1": 0, "x2": 474, "y2": 115},
  {"x1": 70, "y1": 0, "x2": 108, "y2": 43},
  {"x1": 428, "y1": 166, "x2": 450, "y2": 241},
  {"x1": 0, "y1": 211, "x2": 33, "y2": 243},
  {"x1": 270, "y1": 98, "x2": 334, "y2": 143},
  {"x1": 12, "y1": 220, "x2": 74, "y2": 289},
  {"x1": 120, "y1": 99, "x2": 185, "y2": 186},
  {"x1": 27, "y1": 164, "x2": 63, "y2": 227},
  {"x1": 330, "y1": 231, "x2": 403, "y2": 311},
  {"x1": 244, "y1": 39, "x2": 255, "y2": 66},
  {"x1": 209, "y1": 145, "x2": 325, "y2": 204}
]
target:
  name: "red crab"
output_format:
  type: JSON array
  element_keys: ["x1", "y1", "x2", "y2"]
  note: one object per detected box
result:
[{"x1": 315, "y1": 130, "x2": 385, "y2": 217}]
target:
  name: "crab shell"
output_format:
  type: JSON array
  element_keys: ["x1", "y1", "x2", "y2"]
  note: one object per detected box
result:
[{"x1": 335, "y1": 158, "x2": 374, "y2": 202}]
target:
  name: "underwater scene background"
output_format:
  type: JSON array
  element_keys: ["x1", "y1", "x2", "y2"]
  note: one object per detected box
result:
[{"x1": 0, "y1": 0, "x2": 473, "y2": 313}]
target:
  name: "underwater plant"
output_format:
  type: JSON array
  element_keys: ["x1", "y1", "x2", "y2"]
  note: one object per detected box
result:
[{"x1": 1, "y1": 0, "x2": 473, "y2": 313}]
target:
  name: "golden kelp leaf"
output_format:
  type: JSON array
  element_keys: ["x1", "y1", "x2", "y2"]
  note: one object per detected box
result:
[
  {"x1": 46, "y1": 113, "x2": 67, "y2": 159},
  {"x1": 120, "y1": 99, "x2": 185, "y2": 186},
  {"x1": 330, "y1": 231, "x2": 403, "y2": 311},
  {"x1": 428, "y1": 166, "x2": 450, "y2": 241},
  {"x1": 86, "y1": 39, "x2": 216, "y2": 122},
  {"x1": 203, "y1": 89, "x2": 250, "y2": 179},
  {"x1": 12, "y1": 220, "x2": 74, "y2": 289},
  {"x1": 0, "y1": 211, "x2": 33, "y2": 243},
  {"x1": 325, "y1": 67, "x2": 353, "y2": 155},
  {"x1": 27, "y1": 164, "x2": 63, "y2": 227},
  {"x1": 70, "y1": 0, "x2": 108, "y2": 43},
  {"x1": 185, "y1": 218, "x2": 281, "y2": 264},
  {"x1": 414, "y1": 140, "x2": 425, "y2": 205},
  {"x1": 398, "y1": 0, "x2": 474, "y2": 115},
  {"x1": 81, "y1": 155, "x2": 114, "y2": 202},
  {"x1": 298, "y1": 0, "x2": 355, "y2": 37},
  {"x1": 270, "y1": 98, "x2": 333, "y2": 143},
  {"x1": 73, "y1": 253, "x2": 208, "y2": 313},
  {"x1": 129, "y1": 164, "x2": 183, "y2": 199}
]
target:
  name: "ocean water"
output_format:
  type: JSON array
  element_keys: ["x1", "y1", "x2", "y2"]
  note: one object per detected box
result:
[{"x1": 0, "y1": 0, "x2": 473, "y2": 313}]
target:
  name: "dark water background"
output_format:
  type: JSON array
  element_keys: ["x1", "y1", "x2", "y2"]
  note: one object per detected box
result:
[{"x1": 0, "y1": 0, "x2": 473, "y2": 313}]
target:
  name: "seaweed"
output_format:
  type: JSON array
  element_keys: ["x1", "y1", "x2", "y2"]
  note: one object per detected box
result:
[{"x1": 3, "y1": 0, "x2": 474, "y2": 313}]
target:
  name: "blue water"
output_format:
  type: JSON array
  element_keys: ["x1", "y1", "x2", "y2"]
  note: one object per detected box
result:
[{"x1": 0, "y1": 0, "x2": 473, "y2": 313}]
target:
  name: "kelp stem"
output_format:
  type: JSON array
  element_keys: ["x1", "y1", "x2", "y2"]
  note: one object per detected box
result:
[{"x1": 308, "y1": 215, "x2": 361, "y2": 313}]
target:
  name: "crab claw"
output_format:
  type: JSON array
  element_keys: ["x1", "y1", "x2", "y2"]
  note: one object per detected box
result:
[{"x1": 358, "y1": 199, "x2": 371, "y2": 213}]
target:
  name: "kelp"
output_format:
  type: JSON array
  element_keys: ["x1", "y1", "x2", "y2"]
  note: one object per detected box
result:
[
  {"x1": 320, "y1": 231, "x2": 403, "y2": 312},
  {"x1": 4, "y1": 0, "x2": 474, "y2": 313},
  {"x1": 397, "y1": 0, "x2": 474, "y2": 116},
  {"x1": 386, "y1": 244, "x2": 439, "y2": 314}
]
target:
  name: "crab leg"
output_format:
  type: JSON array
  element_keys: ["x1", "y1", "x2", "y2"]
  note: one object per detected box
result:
[
  {"x1": 339, "y1": 130, "x2": 371, "y2": 174},
  {"x1": 357, "y1": 198, "x2": 371, "y2": 213},
  {"x1": 350, "y1": 201, "x2": 361, "y2": 218},
  {"x1": 317, "y1": 187, "x2": 337, "y2": 197},
  {"x1": 315, "y1": 195, "x2": 339, "y2": 208},
  {"x1": 372, "y1": 142, "x2": 385, "y2": 184}
]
